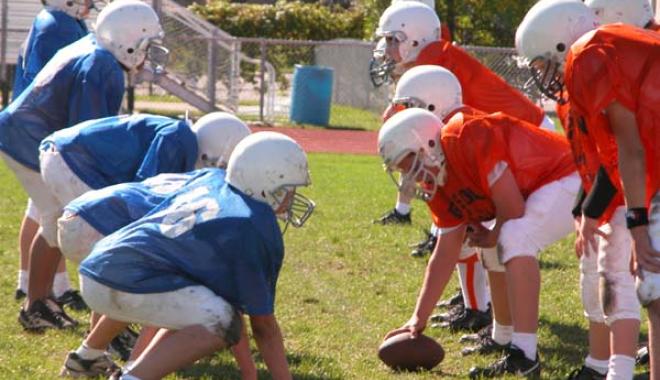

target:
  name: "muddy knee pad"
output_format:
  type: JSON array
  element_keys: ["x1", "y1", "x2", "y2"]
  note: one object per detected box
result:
[
  {"x1": 57, "y1": 212, "x2": 103, "y2": 264},
  {"x1": 479, "y1": 246, "x2": 505, "y2": 273},
  {"x1": 211, "y1": 308, "x2": 242, "y2": 347},
  {"x1": 38, "y1": 213, "x2": 60, "y2": 247},
  {"x1": 580, "y1": 253, "x2": 605, "y2": 323},
  {"x1": 600, "y1": 271, "x2": 640, "y2": 324}
]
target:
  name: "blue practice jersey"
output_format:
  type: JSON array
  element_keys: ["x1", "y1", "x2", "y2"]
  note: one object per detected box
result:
[
  {"x1": 65, "y1": 170, "x2": 213, "y2": 236},
  {"x1": 43, "y1": 114, "x2": 198, "y2": 189},
  {"x1": 0, "y1": 34, "x2": 124, "y2": 171},
  {"x1": 80, "y1": 169, "x2": 284, "y2": 316},
  {"x1": 12, "y1": 8, "x2": 88, "y2": 101}
]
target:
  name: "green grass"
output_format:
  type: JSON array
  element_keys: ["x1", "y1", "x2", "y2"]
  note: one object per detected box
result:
[{"x1": 0, "y1": 154, "x2": 648, "y2": 379}]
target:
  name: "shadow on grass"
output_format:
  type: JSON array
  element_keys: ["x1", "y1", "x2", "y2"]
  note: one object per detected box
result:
[
  {"x1": 538, "y1": 258, "x2": 567, "y2": 271},
  {"x1": 177, "y1": 351, "x2": 342, "y2": 380},
  {"x1": 539, "y1": 316, "x2": 587, "y2": 367}
]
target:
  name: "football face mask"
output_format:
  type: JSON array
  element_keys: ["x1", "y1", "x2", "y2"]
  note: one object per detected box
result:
[{"x1": 528, "y1": 57, "x2": 566, "y2": 104}]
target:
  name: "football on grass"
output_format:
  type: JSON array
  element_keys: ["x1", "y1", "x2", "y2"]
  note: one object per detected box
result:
[{"x1": 377, "y1": 332, "x2": 444, "y2": 371}]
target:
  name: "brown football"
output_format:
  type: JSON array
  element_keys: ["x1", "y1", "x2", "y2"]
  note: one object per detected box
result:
[{"x1": 377, "y1": 332, "x2": 444, "y2": 372}]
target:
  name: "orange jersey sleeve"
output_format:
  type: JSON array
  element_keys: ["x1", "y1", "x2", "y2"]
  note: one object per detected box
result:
[
  {"x1": 565, "y1": 24, "x2": 660, "y2": 203},
  {"x1": 427, "y1": 107, "x2": 575, "y2": 227},
  {"x1": 415, "y1": 41, "x2": 545, "y2": 126}
]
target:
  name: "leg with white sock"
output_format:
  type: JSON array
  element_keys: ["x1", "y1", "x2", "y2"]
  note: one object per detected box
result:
[{"x1": 16, "y1": 202, "x2": 39, "y2": 299}]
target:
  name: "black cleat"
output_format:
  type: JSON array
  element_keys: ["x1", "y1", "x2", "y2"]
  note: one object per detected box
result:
[
  {"x1": 633, "y1": 372, "x2": 649, "y2": 380},
  {"x1": 108, "y1": 327, "x2": 139, "y2": 361},
  {"x1": 60, "y1": 352, "x2": 119, "y2": 377},
  {"x1": 373, "y1": 209, "x2": 411, "y2": 225},
  {"x1": 437, "y1": 291, "x2": 464, "y2": 309},
  {"x1": 566, "y1": 365, "x2": 606, "y2": 380},
  {"x1": 437, "y1": 306, "x2": 492, "y2": 332},
  {"x1": 469, "y1": 345, "x2": 540, "y2": 379},
  {"x1": 636, "y1": 345, "x2": 649, "y2": 366},
  {"x1": 14, "y1": 289, "x2": 26, "y2": 301},
  {"x1": 56, "y1": 289, "x2": 89, "y2": 311},
  {"x1": 462, "y1": 335, "x2": 509, "y2": 356},
  {"x1": 410, "y1": 231, "x2": 437, "y2": 257},
  {"x1": 18, "y1": 299, "x2": 77, "y2": 332},
  {"x1": 460, "y1": 324, "x2": 493, "y2": 343},
  {"x1": 431, "y1": 303, "x2": 465, "y2": 323}
]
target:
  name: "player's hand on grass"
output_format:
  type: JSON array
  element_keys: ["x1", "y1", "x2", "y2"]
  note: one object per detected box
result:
[
  {"x1": 384, "y1": 316, "x2": 426, "y2": 340},
  {"x1": 631, "y1": 226, "x2": 660, "y2": 275}
]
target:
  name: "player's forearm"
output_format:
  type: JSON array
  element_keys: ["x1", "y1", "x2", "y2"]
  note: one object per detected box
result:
[
  {"x1": 617, "y1": 143, "x2": 647, "y2": 208},
  {"x1": 251, "y1": 315, "x2": 292, "y2": 380}
]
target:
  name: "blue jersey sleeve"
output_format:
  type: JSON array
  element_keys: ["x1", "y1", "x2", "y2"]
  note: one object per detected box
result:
[
  {"x1": 135, "y1": 123, "x2": 198, "y2": 181},
  {"x1": 67, "y1": 53, "x2": 125, "y2": 126}
]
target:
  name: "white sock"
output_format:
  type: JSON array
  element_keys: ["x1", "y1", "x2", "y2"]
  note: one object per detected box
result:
[
  {"x1": 17, "y1": 270, "x2": 28, "y2": 291},
  {"x1": 52, "y1": 272, "x2": 71, "y2": 298},
  {"x1": 491, "y1": 322, "x2": 513, "y2": 345},
  {"x1": 584, "y1": 355, "x2": 609, "y2": 375},
  {"x1": 394, "y1": 202, "x2": 411, "y2": 215},
  {"x1": 121, "y1": 374, "x2": 142, "y2": 380},
  {"x1": 430, "y1": 223, "x2": 439, "y2": 236},
  {"x1": 122, "y1": 361, "x2": 135, "y2": 372},
  {"x1": 607, "y1": 355, "x2": 635, "y2": 380},
  {"x1": 75, "y1": 343, "x2": 105, "y2": 360},
  {"x1": 511, "y1": 332, "x2": 537, "y2": 360},
  {"x1": 457, "y1": 253, "x2": 491, "y2": 311}
]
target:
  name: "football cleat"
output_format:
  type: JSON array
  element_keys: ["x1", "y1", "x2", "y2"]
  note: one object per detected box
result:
[
  {"x1": 636, "y1": 345, "x2": 649, "y2": 366},
  {"x1": 60, "y1": 352, "x2": 119, "y2": 377},
  {"x1": 108, "y1": 327, "x2": 139, "y2": 361},
  {"x1": 566, "y1": 365, "x2": 606, "y2": 380},
  {"x1": 437, "y1": 290, "x2": 464, "y2": 309},
  {"x1": 436, "y1": 306, "x2": 492, "y2": 332},
  {"x1": 461, "y1": 335, "x2": 509, "y2": 356},
  {"x1": 460, "y1": 324, "x2": 493, "y2": 343},
  {"x1": 56, "y1": 289, "x2": 89, "y2": 311},
  {"x1": 469, "y1": 345, "x2": 541, "y2": 379},
  {"x1": 14, "y1": 288, "x2": 26, "y2": 301},
  {"x1": 410, "y1": 230, "x2": 437, "y2": 257},
  {"x1": 18, "y1": 299, "x2": 77, "y2": 332},
  {"x1": 430, "y1": 303, "x2": 464, "y2": 323},
  {"x1": 373, "y1": 208, "x2": 411, "y2": 225}
]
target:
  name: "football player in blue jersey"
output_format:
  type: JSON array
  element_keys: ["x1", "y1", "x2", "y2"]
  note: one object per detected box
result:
[
  {"x1": 11, "y1": 0, "x2": 99, "y2": 311},
  {"x1": 22, "y1": 112, "x2": 249, "y2": 333},
  {"x1": 76, "y1": 132, "x2": 314, "y2": 380},
  {"x1": 2, "y1": 0, "x2": 168, "y2": 331}
]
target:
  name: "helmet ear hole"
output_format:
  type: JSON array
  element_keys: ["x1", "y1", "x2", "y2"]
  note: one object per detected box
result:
[
  {"x1": 427, "y1": 104, "x2": 435, "y2": 112},
  {"x1": 200, "y1": 153, "x2": 208, "y2": 161},
  {"x1": 127, "y1": 48, "x2": 135, "y2": 54},
  {"x1": 412, "y1": 40, "x2": 419, "y2": 47},
  {"x1": 556, "y1": 43, "x2": 566, "y2": 52},
  {"x1": 428, "y1": 139, "x2": 435, "y2": 148}
]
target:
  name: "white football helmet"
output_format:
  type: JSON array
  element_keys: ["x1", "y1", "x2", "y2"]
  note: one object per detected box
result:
[
  {"x1": 369, "y1": 38, "x2": 395, "y2": 87},
  {"x1": 226, "y1": 132, "x2": 315, "y2": 228},
  {"x1": 391, "y1": 65, "x2": 462, "y2": 121},
  {"x1": 375, "y1": 2, "x2": 440, "y2": 66},
  {"x1": 190, "y1": 112, "x2": 251, "y2": 170},
  {"x1": 95, "y1": 0, "x2": 168, "y2": 72},
  {"x1": 378, "y1": 108, "x2": 445, "y2": 201},
  {"x1": 585, "y1": 0, "x2": 654, "y2": 28},
  {"x1": 391, "y1": 0, "x2": 435, "y2": 10},
  {"x1": 515, "y1": 0, "x2": 598, "y2": 103}
]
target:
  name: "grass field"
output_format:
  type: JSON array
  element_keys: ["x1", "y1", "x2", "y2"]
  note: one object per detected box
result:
[{"x1": 0, "y1": 153, "x2": 648, "y2": 379}]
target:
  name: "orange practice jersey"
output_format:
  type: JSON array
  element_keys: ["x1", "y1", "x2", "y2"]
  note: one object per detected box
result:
[
  {"x1": 556, "y1": 101, "x2": 623, "y2": 223},
  {"x1": 415, "y1": 40, "x2": 545, "y2": 126},
  {"x1": 427, "y1": 107, "x2": 575, "y2": 228},
  {"x1": 565, "y1": 24, "x2": 660, "y2": 204}
]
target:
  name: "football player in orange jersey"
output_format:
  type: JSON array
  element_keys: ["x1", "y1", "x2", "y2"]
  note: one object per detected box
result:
[
  {"x1": 517, "y1": 0, "x2": 660, "y2": 378},
  {"x1": 379, "y1": 73, "x2": 579, "y2": 376}
]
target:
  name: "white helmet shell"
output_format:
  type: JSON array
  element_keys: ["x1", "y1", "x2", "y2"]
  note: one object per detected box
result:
[
  {"x1": 394, "y1": 65, "x2": 462, "y2": 120},
  {"x1": 390, "y1": 0, "x2": 435, "y2": 11},
  {"x1": 515, "y1": 0, "x2": 599, "y2": 66},
  {"x1": 227, "y1": 132, "x2": 314, "y2": 227},
  {"x1": 45, "y1": 0, "x2": 89, "y2": 19},
  {"x1": 95, "y1": 0, "x2": 164, "y2": 70},
  {"x1": 378, "y1": 108, "x2": 446, "y2": 200},
  {"x1": 376, "y1": 2, "x2": 440, "y2": 64},
  {"x1": 585, "y1": 0, "x2": 654, "y2": 28},
  {"x1": 191, "y1": 112, "x2": 251, "y2": 169}
]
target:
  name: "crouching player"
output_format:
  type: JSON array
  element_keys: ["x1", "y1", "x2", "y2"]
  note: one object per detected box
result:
[
  {"x1": 77, "y1": 132, "x2": 314, "y2": 379},
  {"x1": 380, "y1": 107, "x2": 578, "y2": 378},
  {"x1": 516, "y1": 0, "x2": 660, "y2": 377},
  {"x1": 29, "y1": 112, "x2": 249, "y2": 330}
]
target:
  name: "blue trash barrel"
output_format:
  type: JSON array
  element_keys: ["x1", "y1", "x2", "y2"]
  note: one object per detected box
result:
[{"x1": 289, "y1": 65, "x2": 334, "y2": 126}]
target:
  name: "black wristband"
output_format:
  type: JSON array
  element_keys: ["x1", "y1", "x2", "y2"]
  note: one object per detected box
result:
[{"x1": 625, "y1": 207, "x2": 649, "y2": 229}]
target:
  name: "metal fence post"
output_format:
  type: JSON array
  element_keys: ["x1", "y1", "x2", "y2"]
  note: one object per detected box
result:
[
  {"x1": 1, "y1": 0, "x2": 8, "y2": 107},
  {"x1": 207, "y1": 31, "x2": 218, "y2": 110},
  {"x1": 152, "y1": 0, "x2": 163, "y2": 20},
  {"x1": 258, "y1": 41, "x2": 266, "y2": 122}
]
